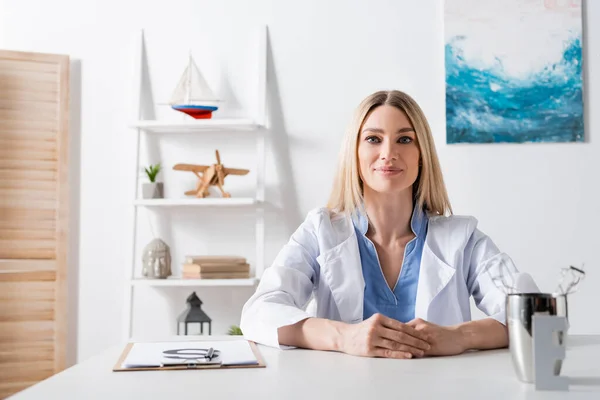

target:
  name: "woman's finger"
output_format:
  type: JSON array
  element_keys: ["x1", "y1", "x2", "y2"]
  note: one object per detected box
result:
[
  {"x1": 371, "y1": 347, "x2": 413, "y2": 359},
  {"x1": 374, "y1": 337, "x2": 425, "y2": 357},
  {"x1": 377, "y1": 314, "x2": 430, "y2": 342},
  {"x1": 379, "y1": 326, "x2": 430, "y2": 351}
]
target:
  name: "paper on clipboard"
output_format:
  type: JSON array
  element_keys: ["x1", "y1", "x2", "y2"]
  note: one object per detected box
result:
[{"x1": 120, "y1": 340, "x2": 259, "y2": 369}]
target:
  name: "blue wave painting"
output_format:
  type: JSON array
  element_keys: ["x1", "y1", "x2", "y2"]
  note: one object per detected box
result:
[{"x1": 445, "y1": 1, "x2": 584, "y2": 144}]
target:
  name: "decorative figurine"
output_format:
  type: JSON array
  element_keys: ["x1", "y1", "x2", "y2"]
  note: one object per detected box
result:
[
  {"x1": 141, "y1": 238, "x2": 172, "y2": 279},
  {"x1": 169, "y1": 54, "x2": 221, "y2": 119},
  {"x1": 173, "y1": 149, "x2": 249, "y2": 198},
  {"x1": 177, "y1": 292, "x2": 212, "y2": 335}
]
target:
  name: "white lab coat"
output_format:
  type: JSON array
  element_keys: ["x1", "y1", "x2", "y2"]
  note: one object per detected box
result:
[{"x1": 240, "y1": 207, "x2": 516, "y2": 349}]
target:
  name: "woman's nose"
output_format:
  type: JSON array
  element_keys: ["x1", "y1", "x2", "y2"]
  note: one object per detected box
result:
[{"x1": 380, "y1": 141, "x2": 397, "y2": 161}]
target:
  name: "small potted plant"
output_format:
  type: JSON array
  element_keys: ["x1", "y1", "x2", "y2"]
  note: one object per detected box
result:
[
  {"x1": 142, "y1": 163, "x2": 163, "y2": 199},
  {"x1": 227, "y1": 325, "x2": 243, "y2": 336}
]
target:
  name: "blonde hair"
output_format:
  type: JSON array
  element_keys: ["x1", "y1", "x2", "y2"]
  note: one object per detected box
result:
[{"x1": 326, "y1": 90, "x2": 453, "y2": 217}]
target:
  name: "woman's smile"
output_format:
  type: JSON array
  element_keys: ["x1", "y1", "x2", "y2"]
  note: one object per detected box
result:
[{"x1": 374, "y1": 166, "x2": 403, "y2": 176}]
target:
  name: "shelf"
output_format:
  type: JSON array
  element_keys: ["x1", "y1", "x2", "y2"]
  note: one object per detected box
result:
[
  {"x1": 134, "y1": 198, "x2": 258, "y2": 207},
  {"x1": 131, "y1": 118, "x2": 260, "y2": 133},
  {"x1": 131, "y1": 278, "x2": 259, "y2": 287}
]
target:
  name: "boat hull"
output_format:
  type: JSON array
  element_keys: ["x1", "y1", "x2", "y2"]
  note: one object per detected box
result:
[{"x1": 172, "y1": 105, "x2": 219, "y2": 119}]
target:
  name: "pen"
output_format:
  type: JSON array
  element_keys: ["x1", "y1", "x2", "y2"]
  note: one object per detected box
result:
[{"x1": 206, "y1": 347, "x2": 214, "y2": 361}]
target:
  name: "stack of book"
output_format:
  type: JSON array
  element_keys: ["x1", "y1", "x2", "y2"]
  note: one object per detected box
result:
[{"x1": 182, "y1": 255, "x2": 250, "y2": 279}]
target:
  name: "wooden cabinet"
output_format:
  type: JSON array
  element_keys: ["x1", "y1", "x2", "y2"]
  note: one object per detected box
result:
[{"x1": 0, "y1": 50, "x2": 69, "y2": 399}]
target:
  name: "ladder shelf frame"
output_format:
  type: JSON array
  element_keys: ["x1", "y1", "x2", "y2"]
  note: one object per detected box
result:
[{"x1": 122, "y1": 25, "x2": 268, "y2": 341}]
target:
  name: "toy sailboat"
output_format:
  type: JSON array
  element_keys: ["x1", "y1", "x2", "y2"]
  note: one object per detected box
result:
[{"x1": 169, "y1": 54, "x2": 221, "y2": 119}]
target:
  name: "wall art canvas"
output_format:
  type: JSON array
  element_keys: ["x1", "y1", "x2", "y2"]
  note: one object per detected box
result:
[{"x1": 445, "y1": 0, "x2": 583, "y2": 144}]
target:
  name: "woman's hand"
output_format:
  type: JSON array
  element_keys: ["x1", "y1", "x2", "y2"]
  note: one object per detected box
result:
[
  {"x1": 339, "y1": 313, "x2": 431, "y2": 359},
  {"x1": 406, "y1": 318, "x2": 466, "y2": 357}
]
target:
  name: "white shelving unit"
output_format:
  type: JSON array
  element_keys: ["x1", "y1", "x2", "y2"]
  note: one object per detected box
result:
[
  {"x1": 122, "y1": 27, "x2": 267, "y2": 341},
  {"x1": 130, "y1": 119, "x2": 259, "y2": 133},
  {"x1": 131, "y1": 278, "x2": 258, "y2": 287},
  {"x1": 133, "y1": 198, "x2": 258, "y2": 207}
]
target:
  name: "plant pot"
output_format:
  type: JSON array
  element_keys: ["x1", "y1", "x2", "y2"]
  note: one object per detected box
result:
[{"x1": 142, "y1": 182, "x2": 164, "y2": 199}]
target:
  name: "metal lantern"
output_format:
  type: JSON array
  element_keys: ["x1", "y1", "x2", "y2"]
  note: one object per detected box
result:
[
  {"x1": 177, "y1": 292, "x2": 212, "y2": 335},
  {"x1": 141, "y1": 238, "x2": 172, "y2": 279}
]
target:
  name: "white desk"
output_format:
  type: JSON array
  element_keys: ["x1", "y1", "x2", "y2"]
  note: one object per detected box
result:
[{"x1": 8, "y1": 335, "x2": 600, "y2": 400}]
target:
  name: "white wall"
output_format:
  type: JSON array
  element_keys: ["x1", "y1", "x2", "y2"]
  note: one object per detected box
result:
[{"x1": 1, "y1": 0, "x2": 598, "y2": 365}]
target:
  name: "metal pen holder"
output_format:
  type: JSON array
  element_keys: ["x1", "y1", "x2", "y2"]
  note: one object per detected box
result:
[
  {"x1": 486, "y1": 258, "x2": 585, "y2": 391},
  {"x1": 506, "y1": 293, "x2": 569, "y2": 390}
]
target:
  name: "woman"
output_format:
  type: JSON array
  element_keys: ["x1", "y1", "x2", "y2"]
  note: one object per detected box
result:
[{"x1": 240, "y1": 90, "x2": 516, "y2": 359}]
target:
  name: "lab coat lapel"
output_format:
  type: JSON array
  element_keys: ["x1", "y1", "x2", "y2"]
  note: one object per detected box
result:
[
  {"x1": 316, "y1": 223, "x2": 364, "y2": 324},
  {"x1": 414, "y1": 242, "x2": 456, "y2": 320}
]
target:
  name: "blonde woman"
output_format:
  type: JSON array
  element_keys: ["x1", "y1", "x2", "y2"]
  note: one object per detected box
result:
[{"x1": 240, "y1": 90, "x2": 517, "y2": 359}]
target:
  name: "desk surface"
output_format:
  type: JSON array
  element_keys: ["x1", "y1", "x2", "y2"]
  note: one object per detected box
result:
[{"x1": 8, "y1": 335, "x2": 600, "y2": 400}]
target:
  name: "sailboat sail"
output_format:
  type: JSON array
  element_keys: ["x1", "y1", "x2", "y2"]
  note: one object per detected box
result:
[{"x1": 169, "y1": 55, "x2": 220, "y2": 106}]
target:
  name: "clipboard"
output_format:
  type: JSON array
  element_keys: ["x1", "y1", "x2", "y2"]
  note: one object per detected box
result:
[{"x1": 112, "y1": 340, "x2": 266, "y2": 371}]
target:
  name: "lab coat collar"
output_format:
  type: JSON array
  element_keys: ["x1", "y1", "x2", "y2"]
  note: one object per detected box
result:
[{"x1": 351, "y1": 201, "x2": 428, "y2": 238}]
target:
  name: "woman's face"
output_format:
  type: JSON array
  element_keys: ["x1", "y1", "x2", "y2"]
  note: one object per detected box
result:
[{"x1": 357, "y1": 105, "x2": 421, "y2": 196}]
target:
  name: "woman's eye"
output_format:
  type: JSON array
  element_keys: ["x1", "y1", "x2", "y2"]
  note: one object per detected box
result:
[
  {"x1": 398, "y1": 136, "x2": 413, "y2": 144},
  {"x1": 366, "y1": 136, "x2": 381, "y2": 144}
]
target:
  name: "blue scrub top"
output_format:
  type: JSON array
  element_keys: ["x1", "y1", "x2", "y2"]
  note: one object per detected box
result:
[{"x1": 352, "y1": 204, "x2": 429, "y2": 322}]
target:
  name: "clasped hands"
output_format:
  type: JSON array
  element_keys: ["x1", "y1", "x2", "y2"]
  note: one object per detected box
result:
[{"x1": 339, "y1": 313, "x2": 466, "y2": 359}]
